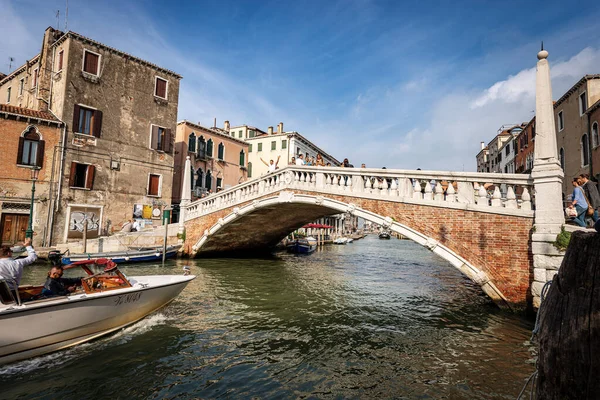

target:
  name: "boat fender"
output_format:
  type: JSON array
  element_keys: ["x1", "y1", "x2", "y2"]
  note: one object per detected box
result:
[{"x1": 183, "y1": 266, "x2": 191, "y2": 276}]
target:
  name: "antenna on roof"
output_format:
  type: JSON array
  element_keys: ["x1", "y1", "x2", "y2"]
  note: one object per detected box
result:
[
  {"x1": 8, "y1": 57, "x2": 14, "y2": 72},
  {"x1": 55, "y1": 10, "x2": 60, "y2": 30},
  {"x1": 65, "y1": 0, "x2": 69, "y2": 31}
]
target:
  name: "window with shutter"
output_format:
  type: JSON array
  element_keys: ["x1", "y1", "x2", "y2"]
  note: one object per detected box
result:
[
  {"x1": 248, "y1": 162, "x2": 252, "y2": 178},
  {"x1": 155, "y1": 77, "x2": 168, "y2": 99},
  {"x1": 271, "y1": 141, "x2": 276, "y2": 150},
  {"x1": 257, "y1": 143, "x2": 262, "y2": 152},
  {"x1": 83, "y1": 50, "x2": 100, "y2": 75},
  {"x1": 32, "y1": 69, "x2": 38, "y2": 88},
  {"x1": 148, "y1": 174, "x2": 161, "y2": 196},
  {"x1": 239, "y1": 150, "x2": 245, "y2": 166},
  {"x1": 197, "y1": 136, "x2": 206, "y2": 159},
  {"x1": 17, "y1": 127, "x2": 41, "y2": 167},
  {"x1": 70, "y1": 163, "x2": 93, "y2": 189},
  {"x1": 206, "y1": 139, "x2": 213, "y2": 157},
  {"x1": 188, "y1": 133, "x2": 196, "y2": 153},
  {"x1": 218, "y1": 143, "x2": 224, "y2": 160},
  {"x1": 73, "y1": 105, "x2": 101, "y2": 136},
  {"x1": 7, "y1": 87, "x2": 11, "y2": 103}
]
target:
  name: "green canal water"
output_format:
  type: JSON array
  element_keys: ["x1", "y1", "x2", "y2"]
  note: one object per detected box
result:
[{"x1": 1, "y1": 235, "x2": 535, "y2": 399}]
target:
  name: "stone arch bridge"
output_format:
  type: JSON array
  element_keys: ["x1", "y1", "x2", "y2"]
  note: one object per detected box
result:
[{"x1": 180, "y1": 166, "x2": 546, "y2": 310}]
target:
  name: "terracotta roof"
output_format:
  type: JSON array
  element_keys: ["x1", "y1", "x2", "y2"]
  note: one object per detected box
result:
[
  {"x1": 53, "y1": 31, "x2": 182, "y2": 79},
  {"x1": 177, "y1": 120, "x2": 248, "y2": 145},
  {"x1": 0, "y1": 104, "x2": 62, "y2": 125}
]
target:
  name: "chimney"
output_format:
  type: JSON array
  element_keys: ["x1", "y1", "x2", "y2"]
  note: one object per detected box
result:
[
  {"x1": 224, "y1": 120, "x2": 230, "y2": 132},
  {"x1": 213, "y1": 117, "x2": 216, "y2": 128},
  {"x1": 277, "y1": 122, "x2": 283, "y2": 134},
  {"x1": 268, "y1": 126, "x2": 273, "y2": 135},
  {"x1": 480, "y1": 141, "x2": 485, "y2": 150}
]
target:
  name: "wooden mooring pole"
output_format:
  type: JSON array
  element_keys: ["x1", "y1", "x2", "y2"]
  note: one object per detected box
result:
[{"x1": 536, "y1": 230, "x2": 600, "y2": 399}]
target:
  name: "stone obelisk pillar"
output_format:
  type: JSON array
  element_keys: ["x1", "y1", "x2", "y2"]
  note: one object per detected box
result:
[
  {"x1": 530, "y1": 47, "x2": 565, "y2": 308},
  {"x1": 178, "y1": 156, "x2": 192, "y2": 236}
]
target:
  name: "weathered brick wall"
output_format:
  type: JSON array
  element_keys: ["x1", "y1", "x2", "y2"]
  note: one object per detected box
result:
[
  {"x1": 184, "y1": 190, "x2": 534, "y2": 307},
  {"x1": 0, "y1": 118, "x2": 62, "y2": 246}
]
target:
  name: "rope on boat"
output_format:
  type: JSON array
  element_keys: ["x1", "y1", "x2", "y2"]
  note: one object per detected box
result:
[{"x1": 516, "y1": 280, "x2": 552, "y2": 400}]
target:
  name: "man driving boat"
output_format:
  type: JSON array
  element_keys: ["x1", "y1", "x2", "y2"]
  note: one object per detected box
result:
[{"x1": 43, "y1": 266, "x2": 83, "y2": 296}]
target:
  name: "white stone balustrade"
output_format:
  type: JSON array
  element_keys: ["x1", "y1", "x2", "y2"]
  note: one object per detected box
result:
[{"x1": 183, "y1": 166, "x2": 535, "y2": 222}]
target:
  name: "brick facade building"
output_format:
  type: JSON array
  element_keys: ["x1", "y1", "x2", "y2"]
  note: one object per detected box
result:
[
  {"x1": 0, "y1": 27, "x2": 182, "y2": 244},
  {"x1": 514, "y1": 117, "x2": 536, "y2": 174},
  {"x1": 0, "y1": 105, "x2": 63, "y2": 246}
]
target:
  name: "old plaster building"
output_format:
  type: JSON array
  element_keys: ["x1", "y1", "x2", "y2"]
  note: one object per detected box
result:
[
  {"x1": 478, "y1": 124, "x2": 524, "y2": 173},
  {"x1": 245, "y1": 122, "x2": 340, "y2": 177},
  {"x1": 0, "y1": 105, "x2": 63, "y2": 246},
  {"x1": 227, "y1": 122, "x2": 268, "y2": 140},
  {"x1": 0, "y1": 27, "x2": 181, "y2": 244},
  {"x1": 554, "y1": 75, "x2": 600, "y2": 196},
  {"x1": 172, "y1": 120, "x2": 249, "y2": 211}
]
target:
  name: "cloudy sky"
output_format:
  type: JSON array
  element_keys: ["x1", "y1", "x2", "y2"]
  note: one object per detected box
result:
[{"x1": 2, "y1": 0, "x2": 600, "y2": 170}]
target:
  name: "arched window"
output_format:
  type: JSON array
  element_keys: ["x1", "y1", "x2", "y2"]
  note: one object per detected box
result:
[
  {"x1": 559, "y1": 148, "x2": 565, "y2": 171},
  {"x1": 206, "y1": 139, "x2": 214, "y2": 157},
  {"x1": 218, "y1": 142, "x2": 225, "y2": 160},
  {"x1": 248, "y1": 162, "x2": 252, "y2": 178},
  {"x1": 205, "y1": 170, "x2": 212, "y2": 191},
  {"x1": 188, "y1": 132, "x2": 196, "y2": 153},
  {"x1": 197, "y1": 136, "x2": 206, "y2": 159},
  {"x1": 593, "y1": 122, "x2": 599, "y2": 148},
  {"x1": 582, "y1": 134, "x2": 589, "y2": 167},
  {"x1": 17, "y1": 126, "x2": 44, "y2": 167},
  {"x1": 239, "y1": 150, "x2": 245, "y2": 166},
  {"x1": 195, "y1": 168, "x2": 204, "y2": 189}
]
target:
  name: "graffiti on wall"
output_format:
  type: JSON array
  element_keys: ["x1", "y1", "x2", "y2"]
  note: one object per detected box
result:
[{"x1": 67, "y1": 206, "x2": 102, "y2": 239}]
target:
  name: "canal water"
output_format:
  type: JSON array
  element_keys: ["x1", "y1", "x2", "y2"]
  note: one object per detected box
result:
[{"x1": 1, "y1": 235, "x2": 535, "y2": 399}]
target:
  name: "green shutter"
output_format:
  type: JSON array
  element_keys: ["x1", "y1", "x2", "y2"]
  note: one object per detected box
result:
[
  {"x1": 258, "y1": 143, "x2": 262, "y2": 152},
  {"x1": 282, "y1": 140, "x2": 287, "y2": 149},
  {"x1": 248, "y1": 144, "x2": 252, "y2": 152}
]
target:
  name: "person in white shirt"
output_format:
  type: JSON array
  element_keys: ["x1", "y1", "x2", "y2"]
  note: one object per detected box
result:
[
  {"x1": 261, "y1": 156, "x2": 280, "y2": 173},
  {"x1": 0, "y1": 238, "x2": 37, "y2": 292},
  {"x1": 132, "y1": 219, "x2": 141, "y2": 232},
  {"x1": 295, "y1": 154, "x2": 305, "y2": 165}
]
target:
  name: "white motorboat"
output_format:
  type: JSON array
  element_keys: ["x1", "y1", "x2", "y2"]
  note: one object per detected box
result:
[
  {"x1": 333, "y1": 238, "x2": 347, "y2": 245},
  {"x1": 0, "y1": 259, "x2": 195, "y2": 365}
]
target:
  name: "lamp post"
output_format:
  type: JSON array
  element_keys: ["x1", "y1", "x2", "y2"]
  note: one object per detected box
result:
[{"x1": 25, "y1": 167, "x2": 41, "y2": 239}]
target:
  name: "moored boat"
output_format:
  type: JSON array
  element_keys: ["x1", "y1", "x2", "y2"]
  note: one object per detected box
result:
[
  {"x1": 0, "y1": 258, "x2": 194, "y2": 365},
  {"x1": 286, "y1": 237, "x2": 317, "y2": 254},
  {"x1": 333, "y1": 238, "x2": 347, "y2": 245},
  {"x1": 379, "y1": 232, "x2": 391, "y2": 239},
  {"x1": 61, "y1": 245, "x2": 181, "y2": 264}
]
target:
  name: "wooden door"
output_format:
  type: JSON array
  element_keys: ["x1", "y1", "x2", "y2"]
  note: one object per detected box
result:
[{"x1": 0, "y1": 214, "x2": 29, "y2": 245}]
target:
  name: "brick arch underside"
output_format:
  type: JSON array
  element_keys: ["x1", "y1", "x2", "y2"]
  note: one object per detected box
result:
[{"x1": 184, "y1": 191, "x2": 534, "y2": 309}]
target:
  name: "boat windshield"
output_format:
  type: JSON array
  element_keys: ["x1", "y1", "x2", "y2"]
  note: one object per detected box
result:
[{"x1": 65, "y1": 259, "x2": 132, "y2": 293}]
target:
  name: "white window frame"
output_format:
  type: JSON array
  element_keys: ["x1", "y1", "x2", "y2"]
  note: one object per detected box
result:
[
  {"x1": 6, "y1": 87, "x2": 11, "y2": 103},
  {"x1": 74, "y1": 103, "x2": 98, "y2": 136},
  {"x1": 56, "y1": 49, "x2": 64, "y2": 72},
  {"x1": 82, "y1": 49, "x2": 102, "y2": 77},
  {"x1": 69, "y1": 161, "x2": 94, "y2": 190},
  {"x1": 558, "y1": 110, "x2": 564, "y2": 132},
  {"x1": 149, "y1": 123, "x2": 168, "y2": 151},
  {"x1": 147, "y1": 173, "x2": 163, "y2": 197},
  {"x1": 579, "y1": 91, "x2": 587, "y2": 116},
  {"x1": 32, "y1": 68, "x2": 38, "y2": 88},
  {"x1": 154, "y1": 76, "x2": 168, "y2": 100}
]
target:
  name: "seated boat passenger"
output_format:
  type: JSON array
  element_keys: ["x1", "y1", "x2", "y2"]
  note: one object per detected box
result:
[{"x1": 43, "y1": 266, "x2": 82, "y2": 296}]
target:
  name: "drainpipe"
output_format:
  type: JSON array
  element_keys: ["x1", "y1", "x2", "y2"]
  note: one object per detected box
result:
[{"x1": 588, "y1": 111, "x2": 594, "y2": 180}]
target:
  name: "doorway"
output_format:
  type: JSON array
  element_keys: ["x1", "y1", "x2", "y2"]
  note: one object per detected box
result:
[{"x1": 1, "y1": 213, "x2": 29, "y2": 246}]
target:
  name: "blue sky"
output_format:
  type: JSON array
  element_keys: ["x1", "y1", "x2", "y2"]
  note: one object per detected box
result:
[{"x1": 2, "y1": 0, "x2": 600, "y2": 170}]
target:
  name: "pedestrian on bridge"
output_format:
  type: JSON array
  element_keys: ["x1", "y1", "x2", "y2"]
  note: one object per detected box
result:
[
  {"x1": 261, "y1": 155, "x2": 280, "y2": 173},
  {"x1": 569, "y1": 178, "x2": 589, "y2": 227},
  {"x1": 579, "y1": 174, "x2": 600, "y2": 223}
]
